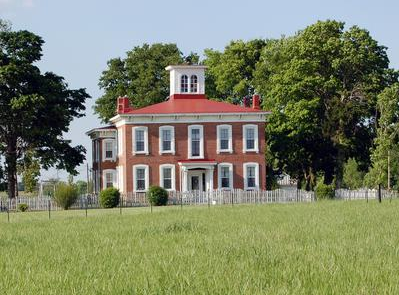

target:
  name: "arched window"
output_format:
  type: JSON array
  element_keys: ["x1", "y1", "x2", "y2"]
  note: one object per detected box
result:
[
  {"x1": 180, "y1": 75, "x2": 188, "y2": 93},
  {"x1": 190, "y1": 75, "x2": 198, "y2": 93}
]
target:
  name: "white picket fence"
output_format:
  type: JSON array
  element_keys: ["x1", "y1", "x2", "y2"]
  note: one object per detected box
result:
[
  {"x1": 0, "y1": 189, "x2": 315, "y2": 211},
  {"x1": 335, "y1": 189, "x2": 399, "y2": 200}
]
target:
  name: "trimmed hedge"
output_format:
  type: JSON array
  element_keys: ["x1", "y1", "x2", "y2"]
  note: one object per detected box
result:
[
  {"x1": 99, "y1": 187, "x2": 120, "y2": 208},
  {"x1": 148, "y1": 186, "x2": 168, "y2": 206}
]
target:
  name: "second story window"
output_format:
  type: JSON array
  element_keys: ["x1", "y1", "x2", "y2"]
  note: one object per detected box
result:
[
  {"x1": 243, "y1": 124, "x2": 259, "y2": 153},
  {"x1": 159, "y1": 126, "x2": 175, "y2": 154},
  {"x1": 190, "y1": 75, "x2": 198, "y2": 93},
  {"x1": 103, "y1": 139, "x2": 115, "y2": 161},
  {"x1": 133, "y1": 126, "x2": 148, "y2": 155},
  {"x1": 188, "y1": 125, "x2": 204, "y2": 159},
  {"x1": 217, "y1": 125, "x2": 233, "y2": 153},
  {"x1": 181, "y1": 75, "x2": 188, "y2": 93}
]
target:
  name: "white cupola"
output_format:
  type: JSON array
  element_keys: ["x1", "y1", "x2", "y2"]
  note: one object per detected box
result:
[{"x1": 165, "y1": 65, "x2": 207, "y2": 96}]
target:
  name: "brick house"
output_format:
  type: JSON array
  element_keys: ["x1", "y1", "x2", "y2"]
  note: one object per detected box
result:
[{"x1": 87, "y1": 65, "x2": 270, "y2": 194}]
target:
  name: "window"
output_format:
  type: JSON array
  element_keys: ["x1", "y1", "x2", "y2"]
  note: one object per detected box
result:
[
  {"x1": 188, "y1": 125, "x2": 204, "y2": 159},
  {"x1": 181, "y1": 75, "x2": 188, "y2": 93},
  {"x1": 243, "y1": 124, "x2": 259, "y2": 153},
  {"x1": 190, "y1": 75, "x2": 198, "y2": 93},
  {"x1": 217, "y1": 125, "x2": 233, "y2": 153},
  {"x1": 133, "y1": 126, "x2": 148, "y2": 155},
  {"x1": 159, "y1": 164, "x2": 175, "y2": 191},
  {"x1": 103, "y1": 139, "x2": 115, "y2": 161},
  {"x1": 103, "y1": 169, "x2": 116, "y2": 189},
  {"x1": 117, "y1": 128, "x2": 123, "y2": 156},
  {"x1": 218, "y1": 163, "x2": 233, "y2": 190},
  {"x1": 159, "y1": 126, "x2": 175, "y2": 154},
  {"x1": 133, "y1": 165, "x2": 149, "y2": 192},
  {"x1": 243, "y1": 163, "x2": 259, "y2": 190}
]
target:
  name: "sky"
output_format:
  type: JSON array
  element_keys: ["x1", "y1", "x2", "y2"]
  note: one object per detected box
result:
[{"x1": 1, "y1": 0, "x2": 398, "y2": 181}]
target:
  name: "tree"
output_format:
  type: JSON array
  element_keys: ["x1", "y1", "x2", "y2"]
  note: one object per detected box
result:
[
  {"x1": 94, "y1": 43, "x2": 188, "y2": 122},
  {"x1": 342, "y1": 158, "x2": 364, "y2": 189},
  {"x1": 0, "y1": 19, "x2": 11, "y2": 32},
  {"x1": 204, "y1": 39, "x2": 267, "y2": 102},
  {"x1": 0, "y1": 29, "x2": 90, "y2": 198},
  {"x1": 364, "y1": 84, "x2": 399, "y2": 189},
  {"x1": 254, "y1": 20, "x2": 398, "y2": 188},
  {"x1": 17, "y1": 150, "x2": 40, "y2": 193}
]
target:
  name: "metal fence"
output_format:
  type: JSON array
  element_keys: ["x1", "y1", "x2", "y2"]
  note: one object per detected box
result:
[{"x1": 0, "y1": 189, "x2": 315, "y2": 212}]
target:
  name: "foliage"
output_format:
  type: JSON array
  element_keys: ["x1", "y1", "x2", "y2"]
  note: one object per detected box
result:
[
  {"x1": 254, "y1": 20, "x2": 398, "y2": 189},
  {"x1": 94, "y1": 43, "x2": 193, "y2": 122},
  {"x1": 0, "y1": 19, "x2": 11, "y2": 32},
  {"x1": 17, "y1": 150, "x2": 40, "y2": 193},
  {"x1": 2, "y1": 202, "x2": 399, "y2": 294},
  {"x1": 0, "y1": 164, "x2": 6, "y2": 191},
  {"x1": 17, "y1": 203, "x2": 28, "y2": 212},
  {"x1": 147, "y1": 186, "x2": 168, "y2": 206},
  {"x1": 204, "y1": 39, "x2": 267, "y2": 102},
  {"x1": 54, "y1": 183, "x2": 78, "y2": 210},
  {"x1": 315, "y1": 181, "x2": 335, "y2": 200},
  {"x1": 75, "y1": 180, "x2": 92, "y2": 196},
  {"x1": 0, "y1": 28, "x2": 89, "y2": 198},
  {"x1": 364, "y1": 84, "x2": 399, "y2": 189},
  {"x1": 342, "y1": 158, "x2": 365, "y2": 189},
  {"x1": 99, "y1": 187, "x2": 120, "y2": 208}
]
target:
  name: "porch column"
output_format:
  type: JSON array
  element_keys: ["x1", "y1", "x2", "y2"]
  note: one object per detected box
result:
[
  {"x1": 209, "y1": 167, "x2": 214, "y2": 191},
  {"x1": 181, "y1": 166, "x2": 188, "y2": 192}
]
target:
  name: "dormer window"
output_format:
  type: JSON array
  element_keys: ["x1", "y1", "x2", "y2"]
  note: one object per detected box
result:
[
  {"x1": 190, "y1": 75, "x2": 198, "y2": 93},
  {"x1": 181, "y1": 75, "x2": 188, "y2": 93}
]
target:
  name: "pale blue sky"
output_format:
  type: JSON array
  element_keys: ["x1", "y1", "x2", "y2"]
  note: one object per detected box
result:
[{"x1": 1, "y1": 0, "x2": 398, "y2": 181}]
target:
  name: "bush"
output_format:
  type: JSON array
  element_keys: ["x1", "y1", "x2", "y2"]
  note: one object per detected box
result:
[
  {"x1": 148, "y1": 186, "x2": 168, "y2": 206},
  {"x1": 99, "y1": 187, "x2": 120, "y2": 208},
  {"x1": 54, "y1": 183, "x2": 78, "y2": 210},
  {"x1": 18, "y1": 203, "x2": 29, "y2": 212},
  {"x1": 315, "y1": 182, "x2": 335, "y2": 200}
]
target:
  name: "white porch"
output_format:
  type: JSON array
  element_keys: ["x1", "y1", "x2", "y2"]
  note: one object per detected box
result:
[{"x1": 178, "y1": 161, "x2": 216, "y2": 192}]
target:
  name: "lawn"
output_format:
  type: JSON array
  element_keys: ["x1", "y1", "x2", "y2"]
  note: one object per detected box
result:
[{"x1": 1, "y1": 200, "x2": 398, "y2": 294}]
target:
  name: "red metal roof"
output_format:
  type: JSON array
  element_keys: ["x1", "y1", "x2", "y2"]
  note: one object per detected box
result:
[{"x1": 120, "y1": 94, "x2": 266, "y2": 115}]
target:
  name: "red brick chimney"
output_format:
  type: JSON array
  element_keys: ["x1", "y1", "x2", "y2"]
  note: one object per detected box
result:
[
  {"x1": 252, "y1": 94, "x2": 260, "y2": 110},
  {"x1": 117, "y1": 96, "x2": 133, "y2": 114}
]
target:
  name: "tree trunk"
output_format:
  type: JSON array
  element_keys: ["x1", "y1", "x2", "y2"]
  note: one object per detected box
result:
[
  {"x1": 5, "y1": 138, "x2": 17, "y2": 199},
  {"x1": 335, "y1": 148, "x2": 345, "y2": 189}
]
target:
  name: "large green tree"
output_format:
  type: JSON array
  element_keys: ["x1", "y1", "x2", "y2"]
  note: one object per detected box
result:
[
  {"x1": 254, "y1": 20, "x2": 398, "y2": 188},
  {"x1": 364, "y1": 84, "x2": 399, "y2": 189},
  {"x1": 204, "y1": 39, "x2": 267, "y2": 102},
  {"x1": 0, "y1": 29, "x2": 89, "y2": 198},
  {"x1": 94, "y1": 43, "x2": 188, "y2": 122}
]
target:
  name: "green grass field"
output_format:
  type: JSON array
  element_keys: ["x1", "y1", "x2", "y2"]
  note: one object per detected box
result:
[{"x1": 1, "y1": 200, "x2": 399, "y2": 294}]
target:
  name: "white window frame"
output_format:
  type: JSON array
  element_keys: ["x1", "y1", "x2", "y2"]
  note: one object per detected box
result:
[
  {"x1": 133, "y1": 164, "x2": 149, "y2": 192},
  {"x1": 243, "y1": 124, "x2": 259, "y2": 153},
  {"x1": 132, "y1": 126, "x2": 149, "y2": 155},
  {"x1": 190, "y1": 75, "x2": 198, "y2": 93},
  {"x1": 243, "y1": 162, "x2": 259, "y2": 190},
  {"x1": 159, "y1": 164, "x2": 175, "y2": 191},
  {"x1": 159, "y1": 126, "x2": 175, "y2": 155},
  {"x1": 103, "y1": 139, "x2": 116, "y2": 161},
  {"x1": 218, "y1": 163, "x2": 233, "y2": 190},
  {"x1": 188, "y1": 125, "x2": 204, "y2": 159},
  {"x1": 103, "y1": 169, "x2": 117, "y2": 189},
  {"x1": 117, "y1": 128, "x2": 123, "y2": 156},
  {"x1": 217, "y1": 124, "x2": 233, "y2": 154},
  {"x1": 181, "y1": 74, "x2": 188, "y2": 93}
]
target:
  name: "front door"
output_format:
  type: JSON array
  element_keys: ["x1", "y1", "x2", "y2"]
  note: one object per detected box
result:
[{"x1": 191, "y1": 176, "x2": 200, "y2": 191}]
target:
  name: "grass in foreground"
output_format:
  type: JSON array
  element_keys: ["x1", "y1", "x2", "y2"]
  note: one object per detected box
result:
[{"x1": 1, "y1": 200, "x2": 399, "y2": 294}]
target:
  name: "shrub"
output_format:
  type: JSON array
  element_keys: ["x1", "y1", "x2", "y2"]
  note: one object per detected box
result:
[
  {"x1": 148, "y1": 186, "x2": 168, "y2": 206},
  {"x1": 18, "y1": 203, "x2": 29, "y2": 212},
  {"x1": 54, "y1": 183, "x2": 78, "y2": 210},
  {"x1": 99, "y1": 187, "x2": 120, "y2": 208},
  {"x1": 315, "y1": 182, "x2": 335, "y2": 200}
]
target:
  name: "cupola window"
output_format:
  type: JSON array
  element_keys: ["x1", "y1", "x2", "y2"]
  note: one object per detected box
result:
[
  {"x1": 181, "y1": 75, "x2": 188, "y2": 93},
  {"x1": 190, "y1": 75, "x2": 198, "y2": 93}
]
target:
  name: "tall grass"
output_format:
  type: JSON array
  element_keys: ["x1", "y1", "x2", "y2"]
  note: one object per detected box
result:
[{"x1": 1, "y1": 200, "x2": 399, "y2": 294}]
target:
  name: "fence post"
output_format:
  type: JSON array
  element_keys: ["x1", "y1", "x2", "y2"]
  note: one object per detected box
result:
[
  {"x1": 48, "y1": 199, "x2": 51, "y2": 219},
  {"x1": 378, "y1": 184, "x2": 382, "y2": 203},
  {"x1": 180, "y1": 192, "x2": 183, "y2": 210},
  {"x1": 119, "y1": 194, "x2": 122, "y2": 215},
  {"x1": 85, "y1": 197, "x2": 88, "y2": 218},
  {"x1": 7, "y1": 199, "x2": 10, "y2": 223},
  {"x1": 207, "y1": 191, "x2": 210, "y2": 209}
]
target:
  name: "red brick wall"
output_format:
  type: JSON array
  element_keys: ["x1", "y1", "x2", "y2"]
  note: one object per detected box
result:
[{"x1": 117, "y1": 122, "x2": 266, "y2": 192}]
